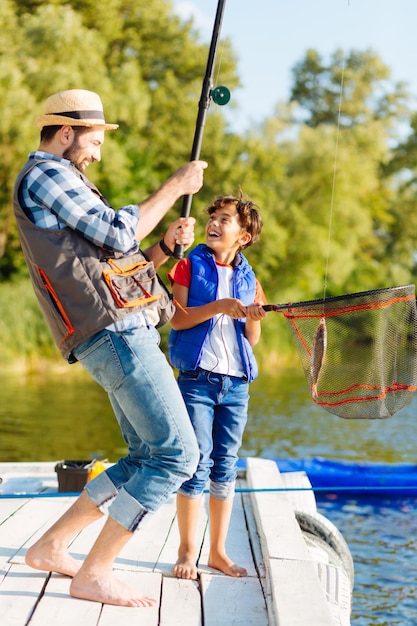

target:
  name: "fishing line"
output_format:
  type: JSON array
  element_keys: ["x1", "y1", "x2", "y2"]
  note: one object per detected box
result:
[
  {"x1": 213, "y1": 37, "x2": 224, "y2": 93},
  {"x1": 322, "y1": 52, "x2": 346, "y2": 302}
]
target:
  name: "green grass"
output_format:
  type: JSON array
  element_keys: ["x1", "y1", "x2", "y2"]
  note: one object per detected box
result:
[{"x1": 0, "y1": 279, "x2": 60, "y2": 368}]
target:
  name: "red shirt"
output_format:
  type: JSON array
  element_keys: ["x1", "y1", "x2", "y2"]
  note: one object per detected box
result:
[{"x1": 168, "y1": 258, "x2": 266, "y2": 303}]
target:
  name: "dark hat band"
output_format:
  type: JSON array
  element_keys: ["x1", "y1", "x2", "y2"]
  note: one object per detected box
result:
[{"x1": 48, "y1": 110, "x2": 105, "y2": 120}]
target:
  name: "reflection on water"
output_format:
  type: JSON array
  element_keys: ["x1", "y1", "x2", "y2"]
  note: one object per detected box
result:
[
  {"x1": 0, "y1": 364, "x2": 126, "y2": 462},
  {"x1": 3, "y1": 364, "x2": 417, "y2": 464},
  {"x1": 319, "y1": 496, "x2": 417, "y2": 626},
  {"x1": 244, "y1": 369, "x2": 417, "y2": 464},
  {"x1": 1, "y1": 364, "x2": 417, "y2": 625}
]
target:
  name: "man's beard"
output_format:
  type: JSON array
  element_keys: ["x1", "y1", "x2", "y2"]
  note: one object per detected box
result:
[{"x1": 63, "y1": 139, "x2": 85, "y2": 172}]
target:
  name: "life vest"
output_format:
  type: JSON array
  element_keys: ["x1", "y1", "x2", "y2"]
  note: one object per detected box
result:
[{"x1": 168, "y1": 244, "x2": 258, "y2": 382}]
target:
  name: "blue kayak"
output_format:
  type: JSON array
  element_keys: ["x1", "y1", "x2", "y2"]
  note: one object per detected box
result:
[{"x1": 237, "y1": 457, "x2": 417, "y2": 496}]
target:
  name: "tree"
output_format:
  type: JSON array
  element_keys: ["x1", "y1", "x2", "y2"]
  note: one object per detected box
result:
[
  {"x1": 290, "y1": 48, "x2": 410, "y2": 130},
  {"x1": 0, "y1": 0, "x2": 240, "y2": 277}
]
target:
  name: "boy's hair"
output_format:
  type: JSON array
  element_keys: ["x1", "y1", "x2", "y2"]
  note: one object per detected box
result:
[{"x1": 205, "y1": 193, "x2": 262, "y2": 250}]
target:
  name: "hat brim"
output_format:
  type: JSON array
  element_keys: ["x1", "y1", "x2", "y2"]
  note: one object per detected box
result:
[{"x1": 35, "y1": 114, "x2": 118, "y2": 130}]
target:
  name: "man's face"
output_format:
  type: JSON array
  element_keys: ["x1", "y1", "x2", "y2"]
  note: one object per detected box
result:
[{"x1": 63, "y1": 128, "x2": 105, "y2": 172}]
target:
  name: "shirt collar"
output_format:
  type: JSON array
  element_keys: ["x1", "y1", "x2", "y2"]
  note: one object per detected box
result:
[{"x1": 29, "y1": 151, "x2": 73, "y2": 169}]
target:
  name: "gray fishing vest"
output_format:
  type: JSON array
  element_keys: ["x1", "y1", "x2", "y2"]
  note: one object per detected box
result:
[{"x1": 13, "y1": 158, "x2": 174, "y2": 362}]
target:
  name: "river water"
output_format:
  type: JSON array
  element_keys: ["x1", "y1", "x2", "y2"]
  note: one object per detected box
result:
[{"x1": 1, "y1": 364, "x2": 417, "y2": 624}]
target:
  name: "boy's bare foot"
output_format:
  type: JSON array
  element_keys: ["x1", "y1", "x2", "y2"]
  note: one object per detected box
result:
[
  {"x1": 70, "y1": 569, "x2": 157, "y2": 607},
  {"x1": 25, "y1": 540, "x2": 81, "y2": 577},
  {"x1": 208, "y1": 552, "x2": 247, "y2": 578},
  {"x1": 173, "y1": 551, "x2": 198, "y2": 580}
]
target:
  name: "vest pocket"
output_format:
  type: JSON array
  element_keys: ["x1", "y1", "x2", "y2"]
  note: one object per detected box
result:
[
  {"x1": 38, "y1": 267, "x2": 75, "y2": 346},
  {"x1": 102, "y1": 258, "x2": 164, "y2": 308}
]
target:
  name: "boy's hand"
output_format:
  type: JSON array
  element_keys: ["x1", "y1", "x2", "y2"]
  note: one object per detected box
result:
[
  {"x1": 245, "y1": 302, "x2": 267, "y2": 321},
  {"x1": 220, "y1": 298, "x2": 248, "y2": 319}
]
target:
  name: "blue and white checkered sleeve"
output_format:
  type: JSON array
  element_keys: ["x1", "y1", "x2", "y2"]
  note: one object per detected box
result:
[{"x1": 27, "y1": 163, "x2": 140, "y2": 253}]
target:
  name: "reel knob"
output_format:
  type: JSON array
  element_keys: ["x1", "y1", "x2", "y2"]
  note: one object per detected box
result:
[{"x1": 211, "y1": 86, "x2": 231, "y2": 105}]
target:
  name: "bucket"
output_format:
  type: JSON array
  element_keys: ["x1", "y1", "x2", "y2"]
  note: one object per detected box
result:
[{"x1": 54, "y1": 459, "x2": 96, "y2": 493}]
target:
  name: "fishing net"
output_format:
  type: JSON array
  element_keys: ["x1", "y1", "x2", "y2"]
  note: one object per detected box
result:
[{"x1": 266, "y1": 284, "x2": 417, "y2": 419}]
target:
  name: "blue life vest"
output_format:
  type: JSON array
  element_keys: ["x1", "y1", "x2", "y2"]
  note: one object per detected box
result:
[{"x1": 168, "y1": 244, "x2": 258, "y2": 382}]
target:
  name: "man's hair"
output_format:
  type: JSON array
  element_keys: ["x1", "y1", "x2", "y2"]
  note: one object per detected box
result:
[
  {"x1": 40, "y1": 125, "x2": 91, "y2": 143},
  {"x1": 205, "y1": 193, "x2": 263, "y2": 249}
]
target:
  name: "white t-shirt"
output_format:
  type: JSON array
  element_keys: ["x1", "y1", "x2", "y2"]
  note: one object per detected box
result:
[{"x1": 199, "y1": 263, "x2": 245, "y2": 377}]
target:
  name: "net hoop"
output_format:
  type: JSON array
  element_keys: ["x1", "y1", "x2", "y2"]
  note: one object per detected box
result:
[
  {"x1": 269, "y1": 284, "x2": 416, "y2": 318},
  {"x1": 274, "y1": 284, "x2": 417, "y2": 419}
]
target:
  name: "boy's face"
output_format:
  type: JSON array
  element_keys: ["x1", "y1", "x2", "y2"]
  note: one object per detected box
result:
[{"x1": 205, "y1": 204, "x2": 251, "y2": 254}]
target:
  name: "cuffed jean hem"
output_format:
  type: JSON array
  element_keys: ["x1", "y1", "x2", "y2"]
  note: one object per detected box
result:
[
  {"x1": 178, "y1": 479, "x2": 236, "y2": 500},
  {"x1": 109, "y1": 488, "x2": 151, "y2": 532},
  {"x1": 210, "y1": 480, "x2": 235, "y2": 500},
  {"x1": 177, "y1": 487, "x2": 203, "y2": 499},
  {"x1": 85, "y1": 469, "x2": 118, "y2": 512},
  {"x1": 85, "y1": 470, "x2": 152, "y2": 532}
]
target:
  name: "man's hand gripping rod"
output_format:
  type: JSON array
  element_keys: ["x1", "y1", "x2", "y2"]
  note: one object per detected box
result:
[{"x1": 174, "y1": 0, "x2": 229, "y2": 259}]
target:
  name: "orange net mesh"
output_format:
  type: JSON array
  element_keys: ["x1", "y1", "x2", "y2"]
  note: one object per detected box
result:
[{"x1": 270, "y1": 285, "x2": 417, "y2": 419}]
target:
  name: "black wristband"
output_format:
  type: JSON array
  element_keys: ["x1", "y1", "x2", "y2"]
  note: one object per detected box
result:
[{"x1": 159, "y1": 238, "x2": 174, "y2": 257}]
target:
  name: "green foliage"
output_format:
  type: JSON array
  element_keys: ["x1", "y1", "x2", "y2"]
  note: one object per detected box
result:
[
  {"x1": 1, "y1": 1, "x2": 417, "y2": 365},
  {"x1": 0, "y1": 279, "x2": 60, "y2": 365},
  {"x1": 290, "y1": 48, "x2": 410, "y2": 129}
]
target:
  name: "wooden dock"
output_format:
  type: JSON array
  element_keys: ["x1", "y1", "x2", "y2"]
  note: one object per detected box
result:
[{"x1": 0, "y1": 458, "x2": 352, "y2": 625}]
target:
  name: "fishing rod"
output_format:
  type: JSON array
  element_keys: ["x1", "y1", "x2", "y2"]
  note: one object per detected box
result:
[{"x1": 174, "y1": 0, "x2": 230, "y2": 259}]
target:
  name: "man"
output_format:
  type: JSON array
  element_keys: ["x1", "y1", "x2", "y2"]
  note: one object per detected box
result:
[{"x1": 13, "y1": 89, "x2": 207, "y2": 607}]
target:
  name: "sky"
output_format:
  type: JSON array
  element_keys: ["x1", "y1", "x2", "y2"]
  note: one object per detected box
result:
[{"x1": 172, "y1": 0, "x2": 417, "y2": 132}]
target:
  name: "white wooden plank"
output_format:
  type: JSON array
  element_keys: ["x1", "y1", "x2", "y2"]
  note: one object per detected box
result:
[
  {"x1": 0, "y1": 497, "x2": 73, "y2": 566},
  {"x1": 280, "y1": 471, "x2": 317, "y2": 513},
  {"x1": 29, "y1": 573, "x2": 102, "y2": 626},
  {"x1": 98, "y1": 571, "x2": 161, "y2": 626},
  {"x1": 247, "y1": 459, "x2": 311, "y2": 561},
  {"x1": 65, "y1": 515, "x2": 107, "y2": 562},
  {"x1": 0, "y1": 460, "x2": 350, "y2": 626},
  {"x1": 0, "y1": 563, "x2": 49, "y2": 625},
  {"x1": 240, "y1": 489, "x2": 267, "y2": 580},
  {"x1": 116, "y1": 494, "x2": 178, "y2": 573},
  {"x1": 268, "y1": 559, "x2": 335, "y2": 626},
  {"x1": 314, "y1": 562, "x2": 352, "y2": 626},
  {"x1": 156, "y1": 493, "x2": 208, "y2": 576},
  {"x1": 0, "y1": 498, "x2": 31, "y2": 523},
  {"x1": 0, "y1": 477, "x2": 46, "y2": 494},
  {"x1": 247, "y1": 458, "x2": 337, "y2": 626},
  {"x1": 0, "y1": 462, "x2": 56, "y2": 475},
  {"x1": 199, "y1": 486, "x2": 257, "y2": 577},
  {"x1": 65, "y1": 493, "x2": 176, "y2": 574},
  {"x1": 159, "y1": 577, "x2": 202, "y2": 626},
  {"x1": 200, "y1": 573, "x2": 268, "y2": 625}
]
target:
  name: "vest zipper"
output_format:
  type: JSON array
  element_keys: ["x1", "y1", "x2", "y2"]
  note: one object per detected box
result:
[{"x1": 37, "y1": 267, "x2": 75, "y2": 346}]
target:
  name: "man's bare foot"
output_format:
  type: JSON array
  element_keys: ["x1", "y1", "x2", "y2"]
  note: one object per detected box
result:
[
  {"x1": 70, "y1": 569, "x2": 157, "y2": 607},
  {"x1": 25, "y1": 540, "x2": 81, "y2": 577},
  {"x1": 173, "y1": 551, "x2": 198, "y2": 580},
  {"x1": 208, "y1": 552, "x2": 247, "y2": 578}
]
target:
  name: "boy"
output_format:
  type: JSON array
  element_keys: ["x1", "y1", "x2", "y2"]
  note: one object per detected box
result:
[{"x1": 168, "y1": 194, "x2": 266, "y2": 579}]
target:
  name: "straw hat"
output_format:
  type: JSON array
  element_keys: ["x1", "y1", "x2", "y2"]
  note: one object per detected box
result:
[{"x1": 35, "y1": 89, "x2": 119, "y2": 130}]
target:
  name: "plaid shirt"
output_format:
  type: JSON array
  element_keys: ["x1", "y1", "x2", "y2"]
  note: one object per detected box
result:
[
  {"x1": 19, "y1": 151, "x2": 140, "y2": 254},
  {"x1": 19, "y1": 151, "x2": 149, "y2": 331}
]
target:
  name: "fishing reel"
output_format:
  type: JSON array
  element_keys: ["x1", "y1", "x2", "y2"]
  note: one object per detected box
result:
[{"x1": 211, "y1": 85, "x2": 231, "y2": 105}]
